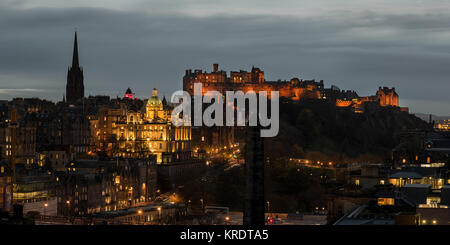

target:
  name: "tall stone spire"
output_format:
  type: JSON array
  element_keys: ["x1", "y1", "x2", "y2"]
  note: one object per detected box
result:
[
  {"x1": 72, "y1": 32, "x2": 79, "y2": 68},
  {"x1": 66, "y1": 31, "x2": 84, "y2": 105}
]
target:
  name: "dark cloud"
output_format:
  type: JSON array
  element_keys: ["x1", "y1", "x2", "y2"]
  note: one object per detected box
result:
[{"x1": 0, "y1": 5, "x2": 450, "y2": 115}]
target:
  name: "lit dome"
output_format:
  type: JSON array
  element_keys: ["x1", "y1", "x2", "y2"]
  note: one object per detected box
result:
[{"x1": 147, "y1": 86, "x2": 162, "y2": 107}]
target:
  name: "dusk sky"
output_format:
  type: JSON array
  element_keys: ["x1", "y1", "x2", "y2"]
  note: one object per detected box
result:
[{"x1": 1, "y1": 0, "x2": 450, "y2": 115}]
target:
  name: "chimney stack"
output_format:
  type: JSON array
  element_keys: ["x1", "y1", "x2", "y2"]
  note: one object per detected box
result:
[{"x1": 213, "y1": 63, "x2": 219, "y2": 72}]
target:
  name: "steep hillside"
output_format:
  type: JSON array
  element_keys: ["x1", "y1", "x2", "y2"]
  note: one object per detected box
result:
[{"x1": 265, "y1": 100, "x2": 431, "y2": 163}]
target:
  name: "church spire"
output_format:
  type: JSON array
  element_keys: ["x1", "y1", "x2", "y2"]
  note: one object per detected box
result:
[
  {"x1": 66, "y1": 31, "x2": 84, "y2": 105},
  {"x1": 72, "y1": 32, "x2": 79, "y2": 68}
]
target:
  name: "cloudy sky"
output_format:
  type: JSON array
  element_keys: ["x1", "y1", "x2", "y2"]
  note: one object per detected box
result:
[{"x1": 1, "y1": 0, "x2": 450, "y2": 115}]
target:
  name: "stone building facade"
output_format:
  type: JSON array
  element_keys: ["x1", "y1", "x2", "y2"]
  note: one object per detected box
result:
[
  {"x1": 90, "y1": 87, "x2": 191, "y2": 164},
  {"x1": 183, "y1": 64, "x2": 323, "y2": 100},
  {"x1": 336, "y1": 87, "x2": 405, "y2": 113},
  {"x1": 56, "y1": 158, "x2": 157, "y2": 216}
]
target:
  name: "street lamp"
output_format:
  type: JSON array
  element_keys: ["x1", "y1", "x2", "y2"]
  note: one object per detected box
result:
[
  {"x1": 157, "y1": 206, "x2": 162, "y2": 223},
  {"x1": 44, "y1": 203, "x2": 48, "y2": 217},
  {"x1": 137, "y1": 209, "x2": 143, "y2": 224},
  {"x1": 66, "y1": 200, "x2": 71, "y2": 218}
]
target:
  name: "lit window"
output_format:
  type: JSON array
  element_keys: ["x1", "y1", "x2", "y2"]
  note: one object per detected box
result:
[
  {"x1": 377, "y1": 198, "x2": 394, "y2": 206},
  {"x1": 426, "y1": 197, "x2": 440, "y2": 205}
]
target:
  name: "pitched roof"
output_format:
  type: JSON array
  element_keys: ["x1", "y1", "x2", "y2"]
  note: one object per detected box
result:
[{"x1": 389, "y1": 171, "x2": 423, "y2": 179}]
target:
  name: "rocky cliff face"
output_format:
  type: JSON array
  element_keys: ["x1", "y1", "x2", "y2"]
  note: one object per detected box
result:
[{"x1": 265, "y1": 100, "x2": 431, "y2": 163}]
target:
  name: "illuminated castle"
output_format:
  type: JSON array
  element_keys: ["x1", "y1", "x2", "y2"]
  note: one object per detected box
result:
[
  {"x1": 183, "y1": 64, "x2": 407, "y2": 116},
  {"x1": 336, "y1": 87, "x2": 406, "y2": 113},
  {"x1": 90, "y1": 86, "x2": 191, "y2": 163},
  {"x1": 183, "y1": 64, "x2": 322, "y2": 100}
]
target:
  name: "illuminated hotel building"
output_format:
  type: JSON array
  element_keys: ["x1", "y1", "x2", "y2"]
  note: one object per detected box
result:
[{"x1": 90, "y1": 87, "x2": 191, "y2": 163}]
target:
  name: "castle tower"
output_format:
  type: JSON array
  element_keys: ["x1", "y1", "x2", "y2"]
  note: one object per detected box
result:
[
  {"x1": 66, "y1": 32, "x2": 84, "y2": 105},
  {"x1": 376, "y1": 87, "x2": 399, "y2": 107}
]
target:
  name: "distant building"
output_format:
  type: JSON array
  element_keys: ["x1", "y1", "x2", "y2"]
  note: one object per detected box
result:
[
  {"x1": 376, "y1": 87, "x2": 399, "y2": 107},
  {"x1": 347, "y1": 163, "x2": 388, "y2": 190},
  {"x1": 123, "y1": 88, "x2": 134, "y2": 100},
  {"x1": 336, "y1": 86, "x2": 407, "y2": 112},
  {"x1": 435, "y1": 120, "x2": 450, "y2": 131},
  {"x1": 13, "y1": 165, "x2": 58, "y2": 216},
  {"x1": 0, "y1": 161, "x2": 12, "y2": 211},
  {"x1": 0, "y1": 110, "x2": 36, "y2": 166},
  {"x1": 39, "y1": 145, "x2": 72, "y2": 172},
  {"x1": 56, "y1": 158, "x2": 157, "y2": 216}
]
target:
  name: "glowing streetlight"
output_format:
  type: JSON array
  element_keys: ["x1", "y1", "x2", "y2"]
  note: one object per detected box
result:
[
  {"x1": 157, "y1": 206, "x2": 162, "y2": 222},
  {"x1": 43, "y1": 203, "x2": 48, "y2": 216}
]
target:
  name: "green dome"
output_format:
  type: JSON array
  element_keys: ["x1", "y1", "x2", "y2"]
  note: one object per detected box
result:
[
  {"x1": 147, "y1": 86, "x2": 162, "y2": 106},
  {"x1": 147, "y1": 95, "x2": 162, "y2": 105}
]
